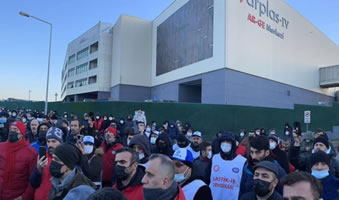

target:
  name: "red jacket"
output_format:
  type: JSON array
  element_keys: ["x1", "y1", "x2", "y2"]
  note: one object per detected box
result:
[
  {"x1": 0, "y1": 139, "x2": 37, "y2": 200},
  {"x1": 101, "y1": 141, "x2": 124, "y2": 186},
  {"x1": 94, "y1": 119, "x2": 104, "y2": 131},
  {"x1": 175, "y1": 185, "x2": 186, "y2": 200},
  {"x1": 236, "y1": 144, "x2": 247, "y2": 157},
  {"x1": 34, "y1": 152, "x2": 52, "y2": 200},
  {"x1": 114, "y1": 184, "x2": 143, "y2": 200}
]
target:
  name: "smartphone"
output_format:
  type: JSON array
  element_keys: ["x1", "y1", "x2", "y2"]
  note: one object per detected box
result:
[{"x1": 39, "y1": 146, "x2": 46, "y2": 160}]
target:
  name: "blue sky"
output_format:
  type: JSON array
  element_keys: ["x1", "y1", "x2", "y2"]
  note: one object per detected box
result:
[{"x1": 0, "y1": 0, "x2": 338, "y2": 101}]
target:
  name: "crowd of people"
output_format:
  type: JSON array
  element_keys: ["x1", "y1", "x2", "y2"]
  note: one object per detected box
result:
[{"x1": 0, "y1": 107, "x2": 338, "y2": 200}]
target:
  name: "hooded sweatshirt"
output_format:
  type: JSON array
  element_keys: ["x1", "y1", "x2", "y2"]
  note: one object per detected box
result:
[{"x1": 129, "y1": 134, "x2": 151, "y2": 164}]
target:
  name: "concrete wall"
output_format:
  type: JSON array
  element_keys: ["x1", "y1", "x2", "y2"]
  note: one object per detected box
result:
[{"x1": 110, "y1": 84, "x2": 151, "y2": 102}]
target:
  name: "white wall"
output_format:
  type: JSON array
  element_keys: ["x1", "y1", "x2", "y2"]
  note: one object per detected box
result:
[
  {"x1": 151, "y1": 0, "x2": 226, "y2": 86},
  {"x1": 226, "y1": 0, "x2": 339, "y2": 96}
]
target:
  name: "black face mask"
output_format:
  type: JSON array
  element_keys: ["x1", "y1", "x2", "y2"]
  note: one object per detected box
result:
[
  {"x1": 8, "y1": 131, "x2": 19, "y2": 143},
  {"x1": 115, "y1": 164, "x2": 130, "y2": 181},
  {"x1": 253, "y1": 179, "x2": 272, "y2": 197},
  {"x1": 158, "y1": 143, "x2": 167, "y2": 149},
  {"x1": 49, "y1": 161, "x2": 64, "y2": 178}
]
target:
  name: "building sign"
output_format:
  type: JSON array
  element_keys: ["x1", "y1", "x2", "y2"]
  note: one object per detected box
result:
[{"x1": 241, "y1": 0, "x2": 290, "y2": 39}]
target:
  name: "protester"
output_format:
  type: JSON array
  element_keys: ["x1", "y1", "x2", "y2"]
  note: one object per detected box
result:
[
  {"x1": 314, "y1": 129, "x2": 337, "y2": 157},
  {"x1": 150, "y1": 130, "x2": 160, "y2": 153},
  {"x1": 102, "y1": 127, "x2": 124, "y2": 187},
  {"x1": 310, "y1": 151, "x2": 339, "y2": 200},
  {"x1": 167, "y1": 120, "x2": 180, "y2": 143},
  {"x1": 210, "y1": 131, "x2": 247, "y2": 200},
  {"x1": 155, "y1": 133, "x2": 174, "y2": 157},
  {"x1": 113, "y1": 147, "x2": 144, "y2": 200},
  {"x1": 187, "y1": 131, "x2": 203, "y2": 159},
  {"x1": 211, "y1": 131, "x2": 223, "y2": 155},
  {"x1": 268, "y1": 135, "x2": 290, "y2": 173},
  {"x1": 31, "y1": 129, "x2": 48, "y2": 154},
  {"x1": 48, "y1": 143, "x2": 96, "y2": 199},
  {"x1": 240, "y1": 161, "x2": 282, "y2": 200},
  {"x1": 173, "y1": 133, "x2": 190, "y2": 151},
  {"x1": 30, "y1": 127, "x2": 64, "y2": 200},
  {"x1": 0, "y1": 121, "x2": 37, "y2": 199},
  {"x1": 171, "y1": 148, "x2": 212, "y2": 200},
  {"x1": 137, "y1": 121, "x2": 146, "y2": 135},
  {"x1": 142, "y1": 154, "x2": 186, "y2": 200},
  {"x1": 129, "y1": 134, "x2": 151, "y2": 167},
  {"x1": 0, "y1": 111, "x2": 9, "y2": 142},
  {"x1": 125, "y1": 127, "x2": 136, "y2": 146},
  {"x1": 88, "y1": 188, "x2": 127, "y2": 200},
  {"x1": 192, "y1": 141, "x2": 212, "y2": 185},
  {"x1": 281, "y1": 171, "x2": 323, "y2": 200},
  {"x1": 133, "y1": 110, "x2": 147, "y2": 126},
  {"x1": 66, "y1": 119, "x2": 82, "y2": 144},
  {"x1": 94, "y1": 113, "x2": 104, "y2": 132},
  {"x1": 25, "y1": 119, "x2": 40, "y2": 143}
]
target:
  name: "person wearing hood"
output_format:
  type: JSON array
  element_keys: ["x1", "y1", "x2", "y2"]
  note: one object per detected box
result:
[
  {"x1": 94, "y1": 113, "x2": 104, "y2": 132},
  {"x1": 125, "y1": 114, "x2": 134, "y2": 128},
  {"x1": 155, "y1": 133, "x2": 174, "y2": 157},
  {"x1": 290, "y1": 135, "x2": 339, "y2": 178},
  {"x1": 0, "y1": 111, "x2": 9, "y2": 142},
  {"x1": 113, "y1": 147, "x2": 145, "y2": 200},
  {"x1": 173, "y1": 133, "x2": 190, "y2": 151},
  {"x1": 8, "y1": 109, "x2": 18, "y2": 123},
  {"x1": 187, "y1": 131, "x2": 203, "y2": 159},
  {"x1": 211, "y1": 131, "x2": 223, "y2": 155},
  {"x1": 209, "y1": 131, "x2": 247, "y2": 200},
  {"x1": 118, "y1": 117, "x2": 127, "y2": 134},
  {"x1": 167, "y1": 120, "x2": 180, "y2": 143},
  {"x1": 150, "y1": 130, "x2": 160, "y2": 153},
  {"x1": 268, "y1": 135, "x2": 290, "y2": 173},
  {"x1": 129, "y1": 134, "x2": 151, "y2": 167},
  {"x1": 101, "y1": 127, "x2": 124, "y2": 187},
  {"x1": 283, "y1": 123, "x2": 292, "y2": 137},
  {"x1": 310, "y1": 151, "x2": 339, "y2": 200},
  {"x1": 171, "y1": 148, "x2": 212, "y2": 200},
  {"x1": 133, "y1": 110, "x2": 147, "y2": 125},
  {"x1": 192, "y1": 142, "x2": 212, "y2": 185}
]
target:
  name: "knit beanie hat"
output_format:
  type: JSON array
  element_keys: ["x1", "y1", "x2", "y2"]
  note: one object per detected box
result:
[
  {"x1": 46, "y1": 127, "x2": 64, "y2": 143},
  {"x1": 313, "y1": 136, "x2": 329, "y2": 149},
  {"x1": 105, "y1": 127, "x2": 117, "y2": 137},
  {"x1": 310, "y1": 151, "x2": 331, "y2": 168},
  {"x1": 10, "y1": 121, "x2": 26, "y2": 136},
  {"x1": 54, "y1": 143, "x2": 82, "y2": 170}
]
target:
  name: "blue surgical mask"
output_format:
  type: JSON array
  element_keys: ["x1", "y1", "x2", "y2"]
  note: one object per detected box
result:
[
  {"x1": 311, "y1": 169, "x2": 329, "y2": 179},
  {"x1": 0, "y1": 118, "x2": 7, "y2": 123}
]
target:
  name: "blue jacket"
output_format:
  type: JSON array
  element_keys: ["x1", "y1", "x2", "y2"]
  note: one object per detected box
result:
[
  {"x1": 31, "y1": 141, "x2": 47, "y2": 154},
  {"x1": 321, "y1": 175, "x2": 339, "y2": 200}
]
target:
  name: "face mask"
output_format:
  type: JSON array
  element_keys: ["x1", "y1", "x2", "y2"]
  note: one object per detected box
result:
[
  {"x1": 221, "y1": 142, "x2": 232, "y2": 153},
  {"x1": 153, "y1": 123, "x2": 156, "y2": 126},
  {"x1": 104, "y1": 117, "x2": 107, "y2": 120},
  {"x1": 236, "y1": 141, "x2": 239, "y2": 147},
  {"x1": 22, "y1": 118, "x2": 27, "y2": 123},
  {"x1": 285, "y1": 131, "x2": 290, "y2": 136},
  {"x1": 8, "y1": 131, "x2": 19, "y2": 143},
  {"x1": 120, "y1": 120, "x2": 124, "y2": 124},
  {"x1": 207, "y1": 151, "x2": 212, "y2": 159},
  {"x1": 64, "y1": 115, "x2": 68, "y2": 118},
  {"x1": 174, "y1": 167, "x2": 188, "y2": 183},
  {"x1": 96, "y1": 116, "x2": 100, "y2": 120},
  {"x1": 240, "y1": 132, "x2": 245, "y2": 137},
  {"x1": 127, "y1": 139, "x2": 131, "y2": 146},
  {"x1": 0, "y1": 118, "x2": 7, "y2": 123},
  {"x1": 115, "y1": 164, "x2": 130, "y2": 181},
  {"x1": 146, "y1": 128, "x2": 151, "y2": 132},
  {"x1": 150, "y1": 137, "x2": 157, "y2": 144},
  {"x1": 269, "y1": 142, "x2": 277, "y2": 150},
  {"x1": 12, "y1": 113, "x2": 17, "y2": 117},
  {"x1": 253, "y1": 179, "x2": 271, "y2": 197},
  {"x1": 255, "y1": 131, "x2": 260, "y2": 135},
  {"x1": 139, "y1": 153, "x2": 145, "y2": 160},
  {"x1": 84, "y1": 145, "x2": 94, "y2": 155},
  {"x1": 311, "y1": 169, "x2": 329, "y2": 179},
  {"x1": 49, "y1": 161, "x2": 64, "y2": 178},
  {"x1": 187, "y1": 132, "x2": 192, "y2": 137}
]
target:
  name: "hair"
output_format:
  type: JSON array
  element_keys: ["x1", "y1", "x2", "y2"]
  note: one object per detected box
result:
[
  {"x1": 87, "y1": 187, "x2": 127, "y2": 200},
  {"x1": 124, "y1": 127, "x2": 136, "y2": 136},
  {"x1": 70, "y1": 119, "x2": 81, "y2": 126},
  {"x1": 200, "y1": 141, "x2": 212, "y2": 153},
  {"x1": 116, "y1": 147, "x2": 139, "y2": 164},
  {"x1": 149, "y1": 154, "x2": 175, "y2": 181},
  {"x1": 280, "y1": 171, "x2": 322, "y2": 200},
  {"x1": 249, "y1": 135, "x2": 269, "y2": 151}
]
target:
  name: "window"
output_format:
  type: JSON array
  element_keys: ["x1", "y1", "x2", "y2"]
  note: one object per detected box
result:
[
  {"x1": 88, "y1": 76, "x2": 97, "y2": 84},
  {"x1": 75, "y1": 78, "x2": 87, "y2": 87},
  {"x1": 90, "y1": 42, "x2": 99, "y2": 54},
  {"x1": 68, "y1": 54, "x2": 75, "y2": 64},
  {"x1": 76, "y1": 63, "x2": 88, "y2": 74},
  {"x1": 77, "y1": 47, "x2": 89, "y2": 60},
  {"x1": 68, "y1": 68, "x2": 75, "y2": 77},
  {"x1": 67, "y1": 82, "x2": 74, "y2": 89},
  {"x1": 89, "y1": 59, "x2": 98, "y2": 70}
]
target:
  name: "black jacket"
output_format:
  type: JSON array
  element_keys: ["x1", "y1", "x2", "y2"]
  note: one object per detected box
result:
[
  {"x1": 155, "y1": 133, "x2": 173, "y2": 157},
  {"x1": 192, "y1": 156, "x2": 212, "y2": 185},
  {"x1": 271, "y1": 146, "x2": 290, "y2": 173},
  {"x1": 240, "y1": 190, "x2": 283, "y2": 200}
]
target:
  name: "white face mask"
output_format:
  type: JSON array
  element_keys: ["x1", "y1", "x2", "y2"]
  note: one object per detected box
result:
[
  {"x1": 146, "y1": 128, "x2": 151, "y2": 132},
  {"x1": 255, "y1": 131, "x2": 260, "y2": 135},
  {"x1": 269, "y1": 142, "x2": 277, "y2": 150},
  {"x1": 207, "y1": 151, "x2": 212, "y2": 159},
  {"x1": 150, "y1": 137, "x2": 157, "y2": 144},
  {"x1": 109, "y1": 117, "x2": 113, "y2": 121},
  {"x1": 285, "y1": 131, "x2": 290, "y2": 136},
  {"x1": 120, "y1": 120, "x2": 124, "y2": 124},
  {"x1": 127, "y1": 139, "x2": 131, "y2": 146},
  {"x1": 139, "y1": 153, "x2": 145, "y2": 160},
  {"x1": 221, "y1": 142, "x2": 232, "y2": 153},
  {"x1": 187, "y1": 132, "x2": 192, "y2": 137},
  {"x1": 96, "y1": 116, "x2": 100, "y2": 120},
  {"x1": 174, "y1": 166, "x2": 189, "y2": 183},
  {"x1": 84, "y1": 145, "x2": 94, "y2": 155},
  {"x1": 240, "y1": 132, "x2": 245, "y2": 137}
]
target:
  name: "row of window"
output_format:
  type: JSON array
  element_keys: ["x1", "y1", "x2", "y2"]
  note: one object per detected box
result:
[
  {"x1": 76, "y1": 63, "x2": 88, "y2": 75},
  {"x1": 67, "y1": 42, "x2": 99, "y2": 64},
  {"x1": 67, "y1": 59, "x2": 98, "y2": 78},
  {"x1": 67, "y1": 75, "x2": 97, "y2": 89}
]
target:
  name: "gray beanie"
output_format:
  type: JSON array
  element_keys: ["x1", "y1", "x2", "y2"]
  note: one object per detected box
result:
[{"x1": 46, "y1": 127, "x2": 63, "y2": 143}]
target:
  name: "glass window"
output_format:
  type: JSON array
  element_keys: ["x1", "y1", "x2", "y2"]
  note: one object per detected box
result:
[
  {"x1": 67, "y1": 82, "x2": 74, "y2": 89},
  {"x1": 75, "y1": 78, "x2": 87, "y2": 87},
  {"x1": 68, "y1": 54, "x2": 75, "y2": 64},
  {"x1": 76, "y1": 63, "x2": 88, "y2": 75},
  {"x1": 89, "y1": 59, "x2": 98, "y2": 70},
  {"x1": 68, "y1": 68, "x2": 75, "y2": 77},
  {"x1": 88, "y1": 76, "x2": 97, "y2": 84},
  {"x1": 90, "y1": 42, "x2": 99, "y2": 54},
  {"x1": 77, "y1": 47, "x2": 89, "y2": 60}
]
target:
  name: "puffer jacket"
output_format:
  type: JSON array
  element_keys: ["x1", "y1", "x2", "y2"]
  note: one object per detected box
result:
[
  {"x1": 101, "y1": 141, "x2": 124, "y2": 187},
  {"x1": 0, "y1": 139, "x2": 37, "y2": 200}
]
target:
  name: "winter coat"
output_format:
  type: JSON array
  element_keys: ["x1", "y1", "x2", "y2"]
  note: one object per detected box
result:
[
  {"x1": 192, "y1": 156, "x2": 212, "y2": 185},
  {"x1": 129, "y1": 134, "x2": 151, "y2": 163},
  {"x1": 30, "y1": 152, "x2": 53, "y2": 200},
  {"x1": 133, "y1": 111, "x2": 146, "y2": 125},
  {"x1": 113, "y1": 166, "x2": 145, "y2": 200},
  {"x1": 155, "y1": 133, "x2": 173, "y2": 157},
  {"x1": 320, "y1": 175, "x2": 339, "y2": 200},
  {"x1": 0, "y1": 139, "x2": 37, "y2": 200},
  {"x1": 94, "y1": 118, "x2": 104, "y2": 132},
  {"x1": 0, "y1": 121, "x2": 9, "y2": 142},
  {"x1": 271, "y1": 146, "x2": 290, "y2": 173},
  {"x1": 81, "y1": 148, "x2": 104, "y2": 183},
  {"x1": 167, "y1": 121, "x2": 179, "y2": 140},
  {"x1": 101, "y1": 141, "x2": 124, "y2": 187},
  {"x1": 25, "y1": 131, "x2": 38, "y2": 144}
]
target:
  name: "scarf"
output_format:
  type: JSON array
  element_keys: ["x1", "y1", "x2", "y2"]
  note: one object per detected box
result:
[{"x1": 143, "y1": 181, "x2": 178, "y2": 200}]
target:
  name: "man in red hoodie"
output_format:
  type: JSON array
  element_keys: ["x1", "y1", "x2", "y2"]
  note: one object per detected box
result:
[
  {"x1": 101, "y1": 127, "x2": 124, "y2": 187},
  {"x1": 0, "y1": 121, "x2": 37, "y2": 200},
  {"x1": 29, "y1": 127, "x2": 63, "y2": 200}
]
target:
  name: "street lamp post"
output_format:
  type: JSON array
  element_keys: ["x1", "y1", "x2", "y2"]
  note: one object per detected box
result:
[{"x1": 19, "y1": 11, "x2": 52, "y2": 115}]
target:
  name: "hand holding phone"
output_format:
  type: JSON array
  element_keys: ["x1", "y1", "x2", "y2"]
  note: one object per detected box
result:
[{"x1": 39, "y1": 146, "x2": 46, "y2": 160}]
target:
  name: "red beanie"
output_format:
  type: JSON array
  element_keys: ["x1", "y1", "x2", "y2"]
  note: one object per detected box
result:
[
  {"x1": 10, "y1": 121, "x2": 26, "y2": 136},
  {"x1": 105, "y1": 127, "x2": 117, "y2": 137}
]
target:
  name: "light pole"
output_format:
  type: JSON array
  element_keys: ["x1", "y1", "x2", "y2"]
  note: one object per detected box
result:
[
  {"x1": 55, "y1": 92, "x2": 58, "y2": 102},
  {"x1": 19, "y1": 11, "x2": 52, "y2": 115},
  {"x1": 28, "y1": 90, "x2": 31, "y2": 101}
]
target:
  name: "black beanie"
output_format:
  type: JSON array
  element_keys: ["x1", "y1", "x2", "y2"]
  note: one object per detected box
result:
[
  {"x1": 313, "y1": 136, "x2": 329, "y2": 149},
  {"x1": 310, "y1": 151, "x2": 331, "y2": 167},
  {"x1": 54, "y1": 143, "x2": 82, "y2": 170}
]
